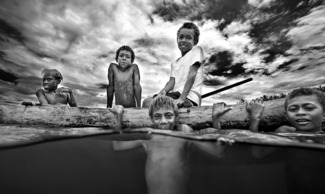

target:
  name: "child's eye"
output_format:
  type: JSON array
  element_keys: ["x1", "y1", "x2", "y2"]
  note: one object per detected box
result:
[
  {"x1": 154, "y1": 115, "x2": 161, "y2": 119},
  {"x1": 304, "y1": 106, "x2": 316, "y2": 111},
  {"x1": 287, "y1": 107, "x2": 298, "y2": 112},
  {"x1": 165, "y1": 113, "x2": 174, "y2": 119}
]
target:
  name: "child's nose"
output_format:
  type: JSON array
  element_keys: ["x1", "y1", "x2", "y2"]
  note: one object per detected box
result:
[
  {"x1": 297, "y1": 108, "x2": 307, "y2": 115},
  {"x1": 160, "y1": 117, "x2": 167, "y2": 124}
]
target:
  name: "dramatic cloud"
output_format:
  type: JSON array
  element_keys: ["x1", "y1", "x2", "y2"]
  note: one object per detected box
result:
[{"x1": 0, "y1": 0, "x2": 324, "y2": 107}]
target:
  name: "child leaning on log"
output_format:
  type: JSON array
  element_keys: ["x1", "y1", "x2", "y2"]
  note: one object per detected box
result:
[
  {"x1": 111, "y1": 95, "x2": 233, "y2": 194},
  {"x1": 275, "y1": 87, "x2": 325, "y2": 133},
  {"x1": 36, "y1": 69, "x2": 77, "y2": 107},
  {"x1": 107, "y1": 45, "x2": 142, "y2": 108}
]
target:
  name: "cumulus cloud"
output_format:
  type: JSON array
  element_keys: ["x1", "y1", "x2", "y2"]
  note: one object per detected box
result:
[{"x1": 0, "y1": 0, "x2": 324, "y2": 106}]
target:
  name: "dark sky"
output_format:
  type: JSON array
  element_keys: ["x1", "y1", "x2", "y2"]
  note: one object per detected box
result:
[{"x1": 0, "y1": 0, "x2": 324, "y2": 106}]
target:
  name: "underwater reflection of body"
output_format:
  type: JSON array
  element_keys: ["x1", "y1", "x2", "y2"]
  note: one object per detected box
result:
[
  {"x1": 113, "y1": 129, "x2": 227, "y2": 194},
  {"x1": 2, "y1": 129, "x2": 325, "y2": 193}
]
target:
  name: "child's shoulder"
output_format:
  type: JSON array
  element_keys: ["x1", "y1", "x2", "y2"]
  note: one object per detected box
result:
[
  {"x1": 108, "y1": 63, "x2": 118, "y2": 69},
  {"x1": 36, "y1": 88, "x2": 45, "y2": 94},
  {"x1": 192, "y1": 45, "x2": 203, "y2": 52},
  {"x1": 177, "y1": 124, "x2": 194, "y2": 133}
]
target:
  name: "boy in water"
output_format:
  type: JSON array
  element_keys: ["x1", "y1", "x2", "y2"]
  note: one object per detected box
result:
[
  {"x1": 36, "y1": 69, "x2": 77, "y2": 107},
  {"x1": 112, "y1": 95, "x2": 231, "y2": 194},
  {"x1": 142, "y1": 22, "x2": 204, "y2": 108},
  {"x1": 275, "y1": 87, "x2": 324, "y2": 133},
  {"x1": 107, "y1": 45, "x2": 142, "y2": 108}
]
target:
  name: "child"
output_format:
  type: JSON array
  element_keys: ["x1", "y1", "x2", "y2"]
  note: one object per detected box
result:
[
  {"x1": 36, "y1": 69, "x2": 77, "y2": 107},
  {"x1": 275, "y1": 87, "x2": 324, "y2": 133},
  {"x1": 142, "y1": 22, "x2": 204, "y2": 108},
  {"x1": 112, "y1": 95, "x2": 231, "y2": 194},
  {"x1": 107, "y1": 45, "x2": 142, "y2": 108}
]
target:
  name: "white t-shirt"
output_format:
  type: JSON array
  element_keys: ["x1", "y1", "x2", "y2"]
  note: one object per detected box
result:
[{"x1": 170, "y1": 46, "x2": 204, "y2": 105}]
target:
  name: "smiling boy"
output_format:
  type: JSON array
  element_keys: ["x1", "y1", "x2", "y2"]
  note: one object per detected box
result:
[
  {"x1": 112, "y1": 95, "x2": 231, "y2": 194},
  {"x1": 107, "y1": 45, "x2": 142, "y2": 108},
  {"x1": 276, "y1": 87, "x2": 325, "y2": 133},
  {"x1": 143, "y1": 22, "x2": 204, "y2": 108},
  {"x1": 36, "y1": 69, "x2": 77, "y2": 107}
]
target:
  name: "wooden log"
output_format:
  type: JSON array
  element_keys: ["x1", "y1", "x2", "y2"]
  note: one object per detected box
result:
[{"x1": 0, "y1": 99, "x2": 290, "y2": 131}]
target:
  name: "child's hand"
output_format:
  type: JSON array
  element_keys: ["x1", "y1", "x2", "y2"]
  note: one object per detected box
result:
[
  {"x1": 57, "y1": 87, "x2": 72, "y2": 94},
  {"x1": 158, "y1": 90, "x2": 166, "y2": 96},
  {"x1": 111, "y1": 105, "x2": 124, "y2": 115},
  {"x1": 216, "y1": 137, "x2": 235, "y2": 146},
  {"x1": 212, "y1": 103, "x2": 232, "y2": 120},
  {"x1": 275, "y1": 125, "x2": 296, "y2": 133},
  {"x1": 246, "y1": 99, "x2": 265, "y2": 120}
]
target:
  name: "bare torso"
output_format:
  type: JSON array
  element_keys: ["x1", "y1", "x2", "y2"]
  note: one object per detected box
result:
[
  {"x1": 112, "y1": 64, "x2": 136, "y2": 108},
  {"x1": 144, "y1": 135, "x2": 190, "y2": 194},
  {"x1": 36, "y1": 89, "x2": 69, "y2": 105}
]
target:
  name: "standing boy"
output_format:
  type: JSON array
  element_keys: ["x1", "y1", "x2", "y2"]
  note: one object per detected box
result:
[
  {"x1": 112, "y1": 95, "x2": 231, "y2": 194},
  {"x1": 142, "y1": 22, "x2": 204, "y2": 108},
  {"x1": 36, "y1": 69, "x2": 77, "y2": 107},
  {"x1": 107, "y1": 45, "x2": 142, "y2": 108}
]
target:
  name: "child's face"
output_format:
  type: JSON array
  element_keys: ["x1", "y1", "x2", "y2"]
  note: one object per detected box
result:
[
  {"x1": 286, "y1": 95, "x2": 324, "y2": 132},
  {"x1": 43, "y1": 75, "x2": 59, "y2": 91},
  {"x1": 177, "y1": 28, "x2": 195, "y2": 54},
  {"x1": 117, "y1": 50, "x2": 132, "y2": 69},
  {"x1": 151, "y1": 107, "x2": 177, "y2": 130}
]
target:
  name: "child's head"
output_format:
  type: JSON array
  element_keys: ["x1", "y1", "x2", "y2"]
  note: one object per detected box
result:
[
  {"x1": 177, "y1": 22, "x2": 200, "y2": 54},
  {"x1": 115, "y1": 45, "x2": 135, "y2": 68},
  {"x1": 284, "y1": 87, "x2": 325, "y2": 132},
  {"x1": 42, "y1": 69, "x2": 63, "y2": 91},
  {"x1": 149, "y1": 95, "x2": 178, "y2": 130}
]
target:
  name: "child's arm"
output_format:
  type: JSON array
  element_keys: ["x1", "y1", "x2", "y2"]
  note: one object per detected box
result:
[
  {"x1": 245, "y1": 100, "x2": 265, "y2": 132},
  {"x1": 133, "y1": 64, "x2": 142, "y2": 108},
  {"x1": 36, "y1": 89, "x2": 49, "y2": 105},
  {"x1": 274, "y1": 125, "x2": 296, "y2": 133},
  {"x1": 159, "y1": 77, "x2": 175, "y2": 95},
  {"x1": 107, "y1": 63, "x2": 115, "y2": 108},
  {"x1": 212, "y1": 103, "x2": 232, "y2": 129},
  {"x1": 109, "y1": 105, "x2": 124, "y2": 131},
  {"x1": 57, "y1": 87, "x2": 77, "y2": 107},
  {"x1": 112, "y1": 140, "x2": 144, "y2": 151},
  {"x1": 175, "y1": 62, "x2": 200, "y2": 105},
  {"x1": 192, "y1": 137, "x2": 234, "y2": 158}
]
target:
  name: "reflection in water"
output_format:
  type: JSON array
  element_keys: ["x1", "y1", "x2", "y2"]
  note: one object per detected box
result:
[
  {"x1": 113, "y1": 133, "x2": 228, "y2": 194},
  {"x1": 1, "y1": 130, "x2": 325, "y2": 193}
]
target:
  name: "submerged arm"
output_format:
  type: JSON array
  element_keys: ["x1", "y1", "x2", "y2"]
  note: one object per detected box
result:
[
  {"x1": 107, "y1": 63, "x2": 115, "y2": 108},
  {"x1": 133, "y1": 64, "x2": 142, "y2": 108},
  {"x1": 112, "y1": 140, "x2": 144, "y2": 151}
]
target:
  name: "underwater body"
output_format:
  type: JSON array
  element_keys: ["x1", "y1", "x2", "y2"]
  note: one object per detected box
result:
[{"x1": 1, "y1": 103, "x2": 325, "y2": 194}]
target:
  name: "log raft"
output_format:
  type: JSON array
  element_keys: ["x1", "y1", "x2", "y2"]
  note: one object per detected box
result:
[{"x1": 0, "y1": 99, "x2": 290, "y2": 131}]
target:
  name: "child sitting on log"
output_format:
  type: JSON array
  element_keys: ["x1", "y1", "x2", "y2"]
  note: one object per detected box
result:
[
  {"x1": 112, "y1": 95, "x2": 232, "y2": 194},
  {"x1": 142, "y1": 22, "x2": 204, "y2": 108},
  {"x1": 36, "y1": 69, "x2": 77, "y2": 107},
  {"x1": 107, "y1": 45, "x2": 142, "y2": 108},
  {"x1": 275, "y1": 87, "x2": 324, "y2": 133}
]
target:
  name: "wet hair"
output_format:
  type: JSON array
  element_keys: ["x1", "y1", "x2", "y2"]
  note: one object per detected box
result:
[
  {"x1": 42, "y1": 69, "x2": 63, "y2": 81},
  {"x1": 177, "y1": 22, "x2": 200, "y2": 45},
  {"x1": 284, "y1": 87, "x2": 325, "y2": 111},
  {"x1": 148, "y1": 95, "x2": 178, "y2": 118},
  {"x1": 115, "y1": 45, "x2": 135, "y2": 63}
]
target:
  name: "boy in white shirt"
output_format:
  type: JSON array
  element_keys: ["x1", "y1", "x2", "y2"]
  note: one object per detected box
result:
[{"x1": 143, "y1": 22, "x2": 204, "y2": 108}]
